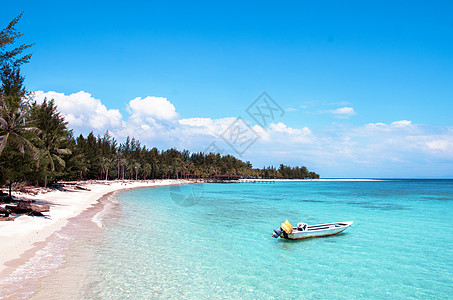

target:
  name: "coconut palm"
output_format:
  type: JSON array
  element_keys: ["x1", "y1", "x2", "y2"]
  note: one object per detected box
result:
[
  {"x1": 99, "y1": 157, "x2": 112, "y2": 181},
  {"x1": 133, "y1": 162, "x2": 141, "y2": 180},
  {"x1": 127, "y1": 163, "x2": 135, "y2": 180},
  {"x1": 142, "y1": 163, "x2": 152, "y2": 180},
  {"x1": 0, "y1": 95, "x2": 39, "y2": 158},
  {"x1": 0, "y1": 95, "x2": 39, "y2": 196},
  {"x1": 115, "y1": 151, "x2": 123, "y2": 179},
  {"x1": 39, "y1": 134, "x2": 71, "y2": 187},
  {"x1": 119, "y1": 158, "x2": 127, "y2": 180}
]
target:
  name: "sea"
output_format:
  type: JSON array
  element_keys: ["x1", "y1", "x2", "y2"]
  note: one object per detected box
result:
[
  {"x1": 2, "y1": 180, "x2": 452, "y2": 299},
  {"x1": 77, "y1": 180, "x2": 453, "y2": 299}
]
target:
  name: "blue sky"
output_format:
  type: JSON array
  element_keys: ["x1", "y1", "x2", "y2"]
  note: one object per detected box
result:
[{"x1": 2, "y1": 1, "x2": 453, "y2": 177}]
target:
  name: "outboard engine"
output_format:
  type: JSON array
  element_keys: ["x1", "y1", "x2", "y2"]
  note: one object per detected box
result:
[{"x1": 272, "y1": 228, "x2": 283, "y2": 238}]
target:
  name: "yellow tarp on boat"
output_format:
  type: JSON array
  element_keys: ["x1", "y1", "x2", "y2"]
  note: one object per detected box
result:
[{"x1": 281, "y1": 219, "x2": 293, "y2": 234}]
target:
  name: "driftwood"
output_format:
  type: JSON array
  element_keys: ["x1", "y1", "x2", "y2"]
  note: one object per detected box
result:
[
  {"x1": 75, "y1": 185, "x2": 91, "y2": 191},
  {"x1": 0, "y1": 216, "x2": 14, "y2": 221},
  {"x1": 26, "y1": 210, "x2": 49, "y2": 218},
  {"x1": 5, "y1": 201, "x2": 50, "y2": 217},
  {"x1": 31, "y1": 204, "x2": 50, "y2": 212},
  {"x1": 0, "y1": 206, "x2": 10, "y2": 217},
  {"x1": 0, "y1": 195, "x2": 12, "y2": 203},
  {"x1": 15, "y1": 201, "x2": 33, "y2": 213}
]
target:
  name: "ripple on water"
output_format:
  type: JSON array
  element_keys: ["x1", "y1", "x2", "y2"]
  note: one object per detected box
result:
[{"x1": 79, "y1": 180, "x2": 453, "y2": 298}]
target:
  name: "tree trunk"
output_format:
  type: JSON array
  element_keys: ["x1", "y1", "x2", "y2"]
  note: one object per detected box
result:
[{"x1": 105, "y1": 168, "x2": 109, "y2": 181}]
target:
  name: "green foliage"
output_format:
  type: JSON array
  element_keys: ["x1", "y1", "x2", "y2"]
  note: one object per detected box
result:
[
  {"x1": 29, "y1": 99, "x2": 72, "y2": 186},
  {"x1": 0, "y1": 13, "x2": 34, "y2": 68}
]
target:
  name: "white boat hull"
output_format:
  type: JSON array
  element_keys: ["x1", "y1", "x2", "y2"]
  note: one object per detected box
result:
[{"x1": 283, "y1": 221, "x2": 353, "y2": 240}]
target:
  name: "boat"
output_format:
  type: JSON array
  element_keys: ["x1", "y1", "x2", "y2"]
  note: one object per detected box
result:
[{"x1": 272, "y1": 220, "x2": 353, "y2": 240}]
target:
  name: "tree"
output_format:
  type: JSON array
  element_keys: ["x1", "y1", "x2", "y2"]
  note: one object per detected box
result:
[
  {"x1": 133, "y1": 162, "x2": 141, "y2": 180},
  {"x1": 30, "y1": 99, "x2": 72, "y2": 186},
  {"x1": 99, "y1": 157, "x2": 112, "y2": 181},
  {"x1": 0, "y1": 13, "x2": 37, "y2": 158},
  {"x1": 143, "y1": 163, "x2": 152, "y2": 180},
  {"x1": 0, "y1": 14, "x2": 37, "y2": 196},
  {"x1": 0, "y1": 13, "x2": 34, "y2": 69},
  {"x1": 0, "y1": 95, "x2": 39, "y2": 157}
]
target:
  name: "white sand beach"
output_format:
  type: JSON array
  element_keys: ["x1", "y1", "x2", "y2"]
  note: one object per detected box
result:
[{"x1": 0, "y1": 179, "x2": 192, "y2": 278}]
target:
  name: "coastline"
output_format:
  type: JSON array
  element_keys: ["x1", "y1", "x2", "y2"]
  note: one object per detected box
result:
[
  {"x1": 0, "y1": 179, "x2": 192, "y2": 281},
  {"x1": 238, "y1": 178, "x2": 382, "y2": 182}
]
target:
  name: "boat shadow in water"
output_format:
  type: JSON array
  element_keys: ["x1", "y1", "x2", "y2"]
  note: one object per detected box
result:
[{"x1": 275, "y1": 232, "x2": 350, "y2": 250}]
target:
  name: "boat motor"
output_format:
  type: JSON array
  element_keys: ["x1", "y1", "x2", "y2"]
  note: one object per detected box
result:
[{"x1": 272, "y1": 228, "x2": 283, "y2": 238}]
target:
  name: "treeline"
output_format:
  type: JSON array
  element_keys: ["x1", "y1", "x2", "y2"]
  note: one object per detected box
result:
[{"x1": 0, "y1": 15, "x2": 319, "y2": 191}]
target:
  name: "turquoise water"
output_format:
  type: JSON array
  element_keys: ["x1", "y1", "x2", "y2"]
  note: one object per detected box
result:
[{"x1": 82, "y1": 180, "x2": 453, "y2": 299}]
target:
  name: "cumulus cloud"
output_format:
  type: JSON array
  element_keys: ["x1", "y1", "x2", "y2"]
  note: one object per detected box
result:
[
  {"x1": 33, "y1": 91, "x2": 123, "y2": 133},
  {"x1": 330, "y1": 106, "x2": 356, "y2": 117},
  {"x1": 128, "y1": 96, "x2": 178, "y2": 121}
]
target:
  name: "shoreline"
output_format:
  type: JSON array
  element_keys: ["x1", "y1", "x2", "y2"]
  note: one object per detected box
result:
[
  {"x1": 237, "y1": 178, "x2": 382, "y2": 182},
  {"x1": 0, "y1": 179, "x2": 193, "y2": 281}
]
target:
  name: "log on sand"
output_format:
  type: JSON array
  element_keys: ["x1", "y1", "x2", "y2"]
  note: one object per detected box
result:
[
  {"x1": 75, "y1": 185, "x2": 91, "y2": 191},
  {"x1": 0, "y1": 206, "x2": 11, "y2": 217},
  {"x1": 5, "y1": 201, "x2": 50, "y2": 217}
]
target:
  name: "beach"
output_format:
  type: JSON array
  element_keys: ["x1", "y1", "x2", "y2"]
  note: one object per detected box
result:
[{"x1": 0, "y1": 179, "x2": 192, "y2": 293}]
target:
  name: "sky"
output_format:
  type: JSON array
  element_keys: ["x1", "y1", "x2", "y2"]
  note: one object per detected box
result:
[{"x1": 2, "y1": 1, "x2": 453, "y2": 178}]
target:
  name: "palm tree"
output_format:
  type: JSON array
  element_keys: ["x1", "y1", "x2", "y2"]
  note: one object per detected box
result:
[
  {"x1": 0, "y1": 95, "x2": 39, "y2": 158},
  {"x1": 119, "y1": 158, "x2": 127, "y2": 180},
  {"x1": 160, "y1": 164, "x2": 169, "y2": 179},
  {"x1": 143, "y1": 163, "x2": 152, "y2": 180},
  {"x1": 39, "y1": 135, "x2": 71, "y2": 187},
  {"x1": 133, "y1": 162, "x2": 141, "y2": 180},
  {"x1": 173, "y1": 157, "x2": 182, "y2": 179},
  {"x1": 99, "y1": 157, "x2": 112, "y2": 181},
  {"x1": 115, "y1": 151, "x2": 123, "y2": 179},
  {"x1": 0, "y1": 95, "x2": 39, "y2": 196},
  {"x1": 127, "y1": 163, "x2": 135, "y2": 180}
]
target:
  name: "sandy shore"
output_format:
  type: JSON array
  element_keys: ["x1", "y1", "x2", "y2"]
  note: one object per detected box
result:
[{"x1": 0, "y1": 179, "x2": 192, "y2": 278}]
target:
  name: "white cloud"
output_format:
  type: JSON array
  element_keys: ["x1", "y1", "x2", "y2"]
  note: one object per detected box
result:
[
  {"x1": 426, "y1": 140, "x2": 449, "y2": 151},
  {"x1": 128, "y1": 96, "x2": 178, "y2": 121},
  {"x1": 178, "y1": 117, "x2": 237, "y2": 137},
  {"x1": 33, "y1": 91, "x2": 123, "y2": 133},
  {"x1": 391, "y1": 120, "x2": 412, "y2": 127},
  {"x1": 330, "y1": 106, "x2": 356, "y2": 118}
]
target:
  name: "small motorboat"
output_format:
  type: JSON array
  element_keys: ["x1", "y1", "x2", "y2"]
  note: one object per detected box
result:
[{"x1": 272, "y1": 220, "x2": 353, "y2": 240}]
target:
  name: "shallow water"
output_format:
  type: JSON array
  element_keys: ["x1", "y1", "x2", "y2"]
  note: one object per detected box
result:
[{"x1": 81, "y1": 180, "x2": 453, "y2": 299}]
